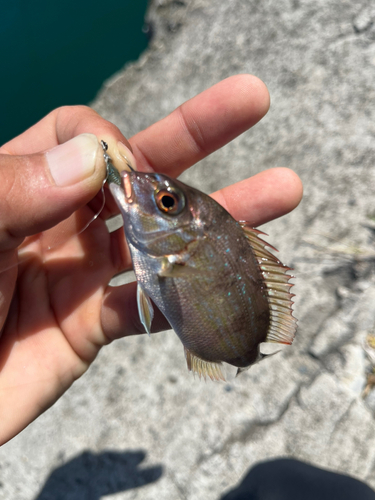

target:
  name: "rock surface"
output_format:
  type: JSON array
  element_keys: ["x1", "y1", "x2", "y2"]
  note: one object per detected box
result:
[{"x1": 2, "y1": 0, "x2": 375, "y2": 498}]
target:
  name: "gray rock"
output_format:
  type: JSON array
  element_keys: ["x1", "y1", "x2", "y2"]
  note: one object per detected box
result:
[
  {"x1": 365, "y1": 388, "x2": 375, "y2": 413},
  {"x1": 2, "y1": 0, "x2": 375, "y2": 499}
]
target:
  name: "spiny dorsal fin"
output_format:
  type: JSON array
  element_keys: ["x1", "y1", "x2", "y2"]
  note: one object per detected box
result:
[
  {"x1": 184, "y1": 348, "x2": 225, "y2": 381},
  {"x1": 240, "y1": 222, "x2": 297, "y2": 346}
]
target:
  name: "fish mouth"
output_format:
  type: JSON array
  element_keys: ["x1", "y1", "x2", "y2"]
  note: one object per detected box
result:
[
  {"x1": 122, "y1": 171, "x2": 135, "y2": 203},
  {"x1": 121, "y1": 171, "x2": 160, "y2": 205}
]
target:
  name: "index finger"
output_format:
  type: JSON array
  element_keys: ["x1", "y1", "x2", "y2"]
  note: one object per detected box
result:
[{"x1": 129, "y1": 74, "x2": 270, "y2": 177}]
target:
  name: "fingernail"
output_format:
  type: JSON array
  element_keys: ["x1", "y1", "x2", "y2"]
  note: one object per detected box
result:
[
  {"x1": 46, "y1": 134, "x2": 101, "y2": 186},
  {"x1": 117, "y1": 141, "x2": 137, "y2": 171}
]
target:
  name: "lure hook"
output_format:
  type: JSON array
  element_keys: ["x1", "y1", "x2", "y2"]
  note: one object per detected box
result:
[{"x1": 101, "y1": 140, "x2": 134, "y2": 188}]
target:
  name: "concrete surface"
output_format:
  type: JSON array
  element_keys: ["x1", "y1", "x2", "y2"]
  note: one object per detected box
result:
[{"x1": 1, "y1": 0, "x2": 375, "y2": 498}]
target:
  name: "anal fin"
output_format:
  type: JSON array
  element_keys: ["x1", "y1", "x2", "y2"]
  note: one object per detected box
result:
[
  {"x1": 184, "y1": 348, "x2": 225, "y2": 381},
  {"x1": 137, "y1": 284, "x2": 154, "y2": 336}
]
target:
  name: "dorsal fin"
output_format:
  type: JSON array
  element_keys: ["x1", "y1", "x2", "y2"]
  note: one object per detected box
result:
[
  {"x1": 240, "y1": 222, "x2": 297, "y2": 346},
  {"x1": 184, "y1": 348, "x2": 225, "y2": 381}
]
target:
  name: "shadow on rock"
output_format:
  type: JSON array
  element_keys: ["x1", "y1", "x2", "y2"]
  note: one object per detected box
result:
[
  {"x1": 221, "y1": 458, "x2": 375, "y2": 500},
  {"x1": 35, "y1": 450, "x2": 163, "y2": 500}
]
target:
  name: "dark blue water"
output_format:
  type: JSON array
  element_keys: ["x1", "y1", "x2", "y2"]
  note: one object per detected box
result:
[{"x1": 1, "y1": 0, "x2": 149, "y2": 145}]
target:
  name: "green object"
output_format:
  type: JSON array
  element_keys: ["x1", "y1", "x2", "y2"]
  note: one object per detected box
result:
[
  {"x1": 1, "y1": 0, "x2": 149, "y2": 145},
  {"x1": 106, "y1": 162, "x2": 122, "y2": 186}
]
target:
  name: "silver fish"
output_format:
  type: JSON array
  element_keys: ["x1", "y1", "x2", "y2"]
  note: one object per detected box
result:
[{"x1": 110, "y1": 171, "x2": 296, "y2": 381}]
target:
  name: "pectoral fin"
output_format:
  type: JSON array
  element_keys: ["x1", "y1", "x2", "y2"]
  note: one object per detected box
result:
[
  {"x1": 157, "y1": 241, "x2": 204, "y2": 279},
  {"x1": 137, "y1": 284, "x2": 154, "y2": 336},
  {"x1": 158, "y1": 256, "x2": 203, "y2": 278}
]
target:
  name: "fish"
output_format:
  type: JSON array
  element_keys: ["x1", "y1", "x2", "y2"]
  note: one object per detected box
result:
[{"x1": 109, "y1": 170, "x2": 296, "y2": 381}]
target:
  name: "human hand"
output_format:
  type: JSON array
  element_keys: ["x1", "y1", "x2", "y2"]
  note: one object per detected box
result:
[{"x1": 0, "y1": 75, "x2": 303, "y2": 445}]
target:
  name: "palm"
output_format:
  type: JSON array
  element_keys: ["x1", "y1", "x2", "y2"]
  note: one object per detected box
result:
[{"x1": 0, "y1": 202, "x2": 123, "y2": 438}]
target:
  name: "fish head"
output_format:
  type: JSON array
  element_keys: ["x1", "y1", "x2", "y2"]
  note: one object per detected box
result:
[{"x1": 110, "y1": 171, "x2": 206, "y2": 256}]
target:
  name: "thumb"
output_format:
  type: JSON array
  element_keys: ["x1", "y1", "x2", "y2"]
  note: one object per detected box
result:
[{"x1": 0, "y1": 134, "x2": 106, "y2": 250}]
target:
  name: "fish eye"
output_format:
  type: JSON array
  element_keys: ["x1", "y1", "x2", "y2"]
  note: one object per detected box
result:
[{"x1": 155, "y1": 187, "x2": 185, "y2": 215}]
